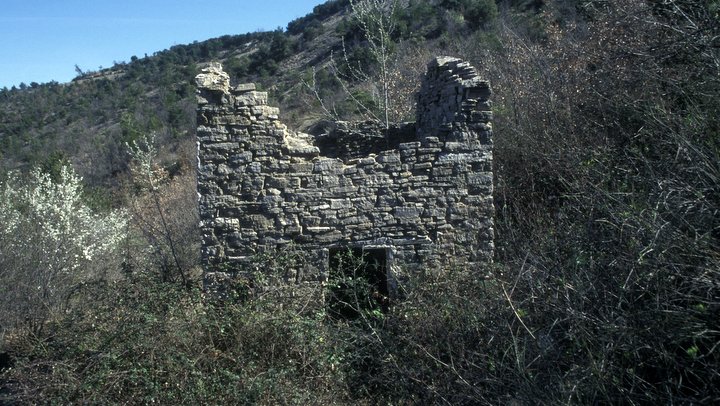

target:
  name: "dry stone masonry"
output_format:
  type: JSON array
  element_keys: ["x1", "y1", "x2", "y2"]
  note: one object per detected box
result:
[{"x1": 196, "y1": 57, "x2": 493, "y2": 291}]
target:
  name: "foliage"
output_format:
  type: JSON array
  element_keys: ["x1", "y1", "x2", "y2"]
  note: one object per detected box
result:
[
  {"x1": 248, "y1": 30, "x2": 298, "y2": 77},
  {"x1": 0, "y1": 166, "x2": 126, "y2": 335},
  {"x1": 1, "y1": 274, "x2": 348, "y2": 404},
  {"x1": 287, "y1": 0, "x2": 351, "y2": 35},
  {"x1": 326, "y1": 247, "x2": 389, "y2": 320},
  {"x1": 441, "y1": 0, "x2": 499, "y2": 29}
]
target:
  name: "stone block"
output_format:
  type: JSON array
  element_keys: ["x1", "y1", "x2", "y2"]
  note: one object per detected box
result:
[
  {"x1": 265, "y1": 176, "x2": 288, "y2": 189},
  {"x1": 377, "y1": 151, "x2": 401, "y2": 164},
  {"x1": 235, "y1": 91, "x2": 268, "y2": 106},
  {"x1": 233, "y1": 83, "x2": 256, "y2": 93},
  {"x1": 230, "y1": 151, "x2": 253, "y2": 165},
  {"x1": 315, "y1": 230, "x2": 343, "y2": 243},
  {"x1": 206, "y1": 142, "x2": 240, "y2": 152},
  {"x1": 359, "y1": 157, "x2": 377, "y2": 166},
  {"x1": 330, "y1": 199, "x2": 352, "y2": 209},
  {"x1": 393, "y1": 207, "x2": 421, "y2": 219},
  {"x1": 399, "y1": 142, "x2": 421, "y2": 150},
  {"x1": 313, "y1": 159, "x2": 343, "y2": 174}
]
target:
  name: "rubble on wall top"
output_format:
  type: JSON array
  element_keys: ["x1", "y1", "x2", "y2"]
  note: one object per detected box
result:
[{"x1": 195, "y1": 62, "x2": 230, "y2": 93}]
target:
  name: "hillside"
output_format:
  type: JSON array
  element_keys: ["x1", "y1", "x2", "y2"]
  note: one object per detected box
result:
[
  {"x1": 0, "y1": 0, "x2": 531, "y2": 191},
  {"x1": 2, "y1": 0, "x2": 719, "y2": 404},
  {"x1": 0, "y1": 8, "x2": 338, "y2": 190}
]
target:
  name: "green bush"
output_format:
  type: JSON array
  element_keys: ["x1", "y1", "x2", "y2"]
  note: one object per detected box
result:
[
  {"x1": 1, "y1": 273, "x2": 349, "y2": 404},
  {"x1": 465, "y1": 0, "x2": 499, "y2": 29}
]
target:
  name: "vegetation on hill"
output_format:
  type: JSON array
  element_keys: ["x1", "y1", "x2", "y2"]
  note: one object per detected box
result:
[{"x1": 1, "y1": 0, "x2": 719, "y2": 403}]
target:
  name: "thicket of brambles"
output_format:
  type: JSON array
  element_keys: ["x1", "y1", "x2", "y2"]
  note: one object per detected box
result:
[{"x1": 1, "y1": 0, "x2": 719, "y2": 404}]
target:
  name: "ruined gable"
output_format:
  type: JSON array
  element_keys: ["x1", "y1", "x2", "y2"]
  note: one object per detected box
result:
[{"x1": 196, "y1": 57, "x2": 493, "y2": 292}]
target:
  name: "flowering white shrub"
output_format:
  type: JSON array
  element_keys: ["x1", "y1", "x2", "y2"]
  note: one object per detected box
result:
[{"x1": 0, "y1": 166, "x2": 127, "y2": 333}]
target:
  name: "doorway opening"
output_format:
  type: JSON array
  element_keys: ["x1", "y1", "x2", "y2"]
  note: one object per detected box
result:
[{"x1": 327, "y1": 246, "x2": 389, "y2": 319}]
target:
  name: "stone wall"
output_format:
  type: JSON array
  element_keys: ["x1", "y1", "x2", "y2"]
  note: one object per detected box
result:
[{"x1": 196, "y1": 57, "x2": 493, "y2": 290}]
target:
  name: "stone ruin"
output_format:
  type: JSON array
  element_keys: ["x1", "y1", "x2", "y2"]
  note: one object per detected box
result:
[{"x1": 196, "y1": 57, "x2": 493, "y2": 294}]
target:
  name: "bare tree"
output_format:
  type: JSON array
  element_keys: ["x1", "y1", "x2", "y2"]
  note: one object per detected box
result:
[
  {"x1": 304, "y1": 0, "x2": 399, "y2": 127},
  {"x1": 126, "y1": 134, "x2": 199, "y2": 288},
  {"x1": 349, "y1": 0, "x2": 398, "y2": 128}
]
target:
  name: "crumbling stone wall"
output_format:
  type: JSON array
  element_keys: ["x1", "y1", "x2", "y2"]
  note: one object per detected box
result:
[{"x1": 196, "y1": 57, "x2": 493, "y2": 289}]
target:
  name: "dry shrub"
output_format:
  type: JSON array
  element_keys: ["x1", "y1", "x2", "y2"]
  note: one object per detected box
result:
[
  {"x1": 460, "y1": 0, "x2": 720, "y2": 402},
  {"x1": 1, "y1": 274, "x2": 349, "y2": 404},
  {"x1": 124, "y1": 135, "x2": 200, "y2": 286}
]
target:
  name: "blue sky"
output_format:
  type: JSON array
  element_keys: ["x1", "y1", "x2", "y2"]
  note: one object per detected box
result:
[{"x1": 0, "y1": 0, "x2": 325, "y2": 89}]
